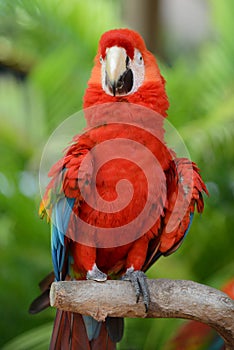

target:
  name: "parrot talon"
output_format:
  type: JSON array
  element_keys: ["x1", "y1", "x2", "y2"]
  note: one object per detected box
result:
[
  {"x1": 86, "y1": 263, "x2": 107, "y2": 282},
  {"x1": 122, "y1": 268, "x2": 150, "y2": 312}
]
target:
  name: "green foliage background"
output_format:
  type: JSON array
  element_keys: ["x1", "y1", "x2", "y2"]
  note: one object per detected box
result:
[{"x1": 0, "y1": 1, "x2": 233, "y2": 349}]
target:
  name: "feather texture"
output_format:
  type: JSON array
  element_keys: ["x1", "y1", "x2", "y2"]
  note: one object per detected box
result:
[{"x1": 31, "y1": 28, "x2": 208, "y2": 349}]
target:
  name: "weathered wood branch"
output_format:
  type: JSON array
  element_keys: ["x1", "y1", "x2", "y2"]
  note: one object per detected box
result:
[{"x1": 50, "y1": 279, "x2": 234, "y2": 349}]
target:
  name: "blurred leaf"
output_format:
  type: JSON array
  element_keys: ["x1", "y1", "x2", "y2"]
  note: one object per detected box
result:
[{"x1": 2, "y1": 323, "x2": 52, "y2": 350}]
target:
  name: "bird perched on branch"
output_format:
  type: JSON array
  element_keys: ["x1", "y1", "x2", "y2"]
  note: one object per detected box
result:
[{"x1": 29, "y1": 28, "x2": 207, "y2": 349}]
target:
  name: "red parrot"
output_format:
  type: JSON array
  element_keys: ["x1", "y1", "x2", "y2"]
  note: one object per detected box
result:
[
  {"x1": 29, "y1": 29, "x2": 207, "y2": 349},
  {"x1": 164, "y1": 278, "x2": 234, "y2": 350}
]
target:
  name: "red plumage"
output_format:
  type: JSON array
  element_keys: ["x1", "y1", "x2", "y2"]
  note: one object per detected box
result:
[{"x1": 31, "y1": 28, "x2": 208, "y2": 349}]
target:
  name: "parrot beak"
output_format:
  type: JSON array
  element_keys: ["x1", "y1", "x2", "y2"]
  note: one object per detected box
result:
[{"x1": 105, "y1": 46, "x2": 133, "y2": 96}]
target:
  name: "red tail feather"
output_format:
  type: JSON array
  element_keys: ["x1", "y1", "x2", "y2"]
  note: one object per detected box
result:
[
  {"x1": 90, "y1": 324, "x2": 116, "y2": 350},
  {"x1": 50, "y1": 310, "x2": 116, "y2": 350}
]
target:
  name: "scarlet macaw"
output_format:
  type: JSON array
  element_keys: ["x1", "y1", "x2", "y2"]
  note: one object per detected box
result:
[{"x1": 30, "y1": 29, "x2": 207, "y2": 349}]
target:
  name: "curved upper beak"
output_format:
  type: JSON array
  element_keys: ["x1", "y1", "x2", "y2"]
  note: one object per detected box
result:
[{"x1": 105, "y1": 46, "x2": 128, "y2": 96}]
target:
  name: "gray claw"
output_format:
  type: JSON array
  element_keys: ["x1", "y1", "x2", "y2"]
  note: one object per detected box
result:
[
  {"x1": 122, "y1": 268, "x2": 150, "y2": 312},
  {"x1": 86, "y1": 264, "x2": 107, "y2": 282}
]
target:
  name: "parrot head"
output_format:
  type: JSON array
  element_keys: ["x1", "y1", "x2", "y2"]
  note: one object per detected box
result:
[
  {"x1": 84, "y1": 28, "x2": 169, "y2": 116},
  {"x1": 99, "y1": 29, "x2": 146, "y2": 96}
]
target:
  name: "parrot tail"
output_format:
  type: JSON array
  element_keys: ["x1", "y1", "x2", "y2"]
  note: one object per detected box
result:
[
  {"x1": 29, "y1": 273, "x2": 124, "y2": 349},
  {"x1": 50, "y1": 310, "x2": 124, "y2": 350}
]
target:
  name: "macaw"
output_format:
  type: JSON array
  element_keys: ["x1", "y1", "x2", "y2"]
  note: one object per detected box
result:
[
  {"x1": 29, "y1": 29, "x2": 207, "y2": 349},
  {"x1": 164, "y1": 279, "x2": 234, "y2": 350}
]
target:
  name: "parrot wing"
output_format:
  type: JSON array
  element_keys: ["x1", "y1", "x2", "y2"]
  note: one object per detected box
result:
[
  {"x1": 143, "y1": 157, "x2": 208, "y2": 272},
  {"x1": 29, "y1": 166, "x2": 78, "y2": 313},
  {"x1": 39, "y1": 135, "x2": 94, "y2": 281}
]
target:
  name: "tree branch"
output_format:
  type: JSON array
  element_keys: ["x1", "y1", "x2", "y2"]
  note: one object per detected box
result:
[{"x1": 50, "y1": 279, "x2": 234, "y2": 349}]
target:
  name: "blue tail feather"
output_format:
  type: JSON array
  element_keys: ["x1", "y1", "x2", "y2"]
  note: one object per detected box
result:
[{"x1": 82, "y1": 315, "x2": 102, "y2": 341}]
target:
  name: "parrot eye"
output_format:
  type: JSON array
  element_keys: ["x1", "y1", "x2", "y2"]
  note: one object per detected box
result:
[
  {"x1": 136, "y1": 51, "x2": 143, "y2": 65},
  {"x1": 99, "y1": 56, "x2": 103, "y2": 64}
]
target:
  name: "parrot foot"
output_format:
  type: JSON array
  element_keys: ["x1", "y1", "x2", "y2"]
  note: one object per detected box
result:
[
  {"x1": 86, "y1": 263, "x2": 107, "y2": 282},
  {"x1": 122, "y1": 267, "x2": 150, "y2": 312}
]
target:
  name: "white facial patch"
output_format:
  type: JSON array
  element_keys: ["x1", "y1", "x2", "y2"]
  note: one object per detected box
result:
[
  {"x1": 129, "y1": 48, "x2": 145, "y2": 94},
  {"x1": 100, "y1": 47, "x2": 145, "y2": 96}
]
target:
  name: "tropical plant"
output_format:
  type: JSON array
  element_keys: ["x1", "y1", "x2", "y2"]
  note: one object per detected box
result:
[{"x1": 0, "y1": 0, "x2": 233, "y2": 349}]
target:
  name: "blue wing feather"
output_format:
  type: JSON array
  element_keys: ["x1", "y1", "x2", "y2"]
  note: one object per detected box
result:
[
  {"x1": 184, "y1": 212, "x2": 194, "y2": 238},
  {"x1": 51, "y1": 197, "x2": 75, "y2": 281}
]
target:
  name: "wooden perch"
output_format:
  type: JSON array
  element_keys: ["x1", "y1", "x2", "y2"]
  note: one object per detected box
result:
[{"x1": 50, "y1": 279, "x2": 234, "y2": 349}]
